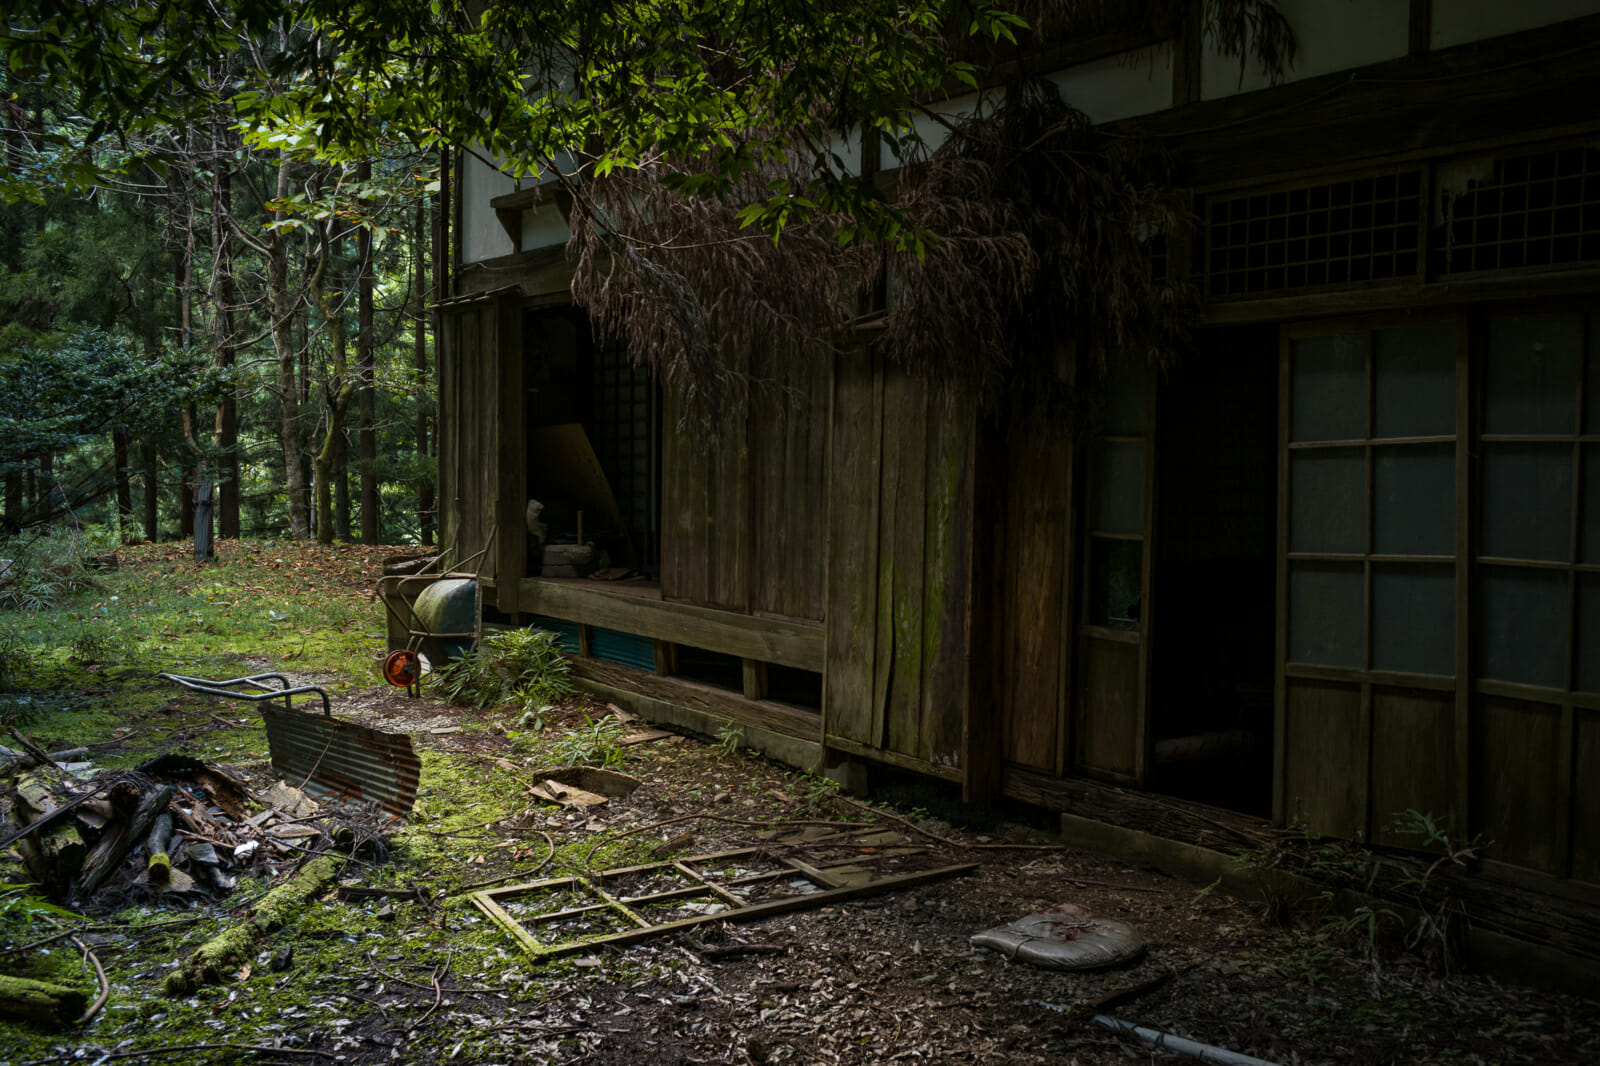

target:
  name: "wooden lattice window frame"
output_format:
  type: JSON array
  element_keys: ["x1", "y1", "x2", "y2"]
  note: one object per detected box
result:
[
  {"x1": 1436, "y1": 144, "x2": 1600, "y2": 277},
  {"x1": 1205, "y1": 168, "x2": 1425, "y2": 299},
  {"x1": 470, "y1": 845, "x2": 973, "y2": 959}
]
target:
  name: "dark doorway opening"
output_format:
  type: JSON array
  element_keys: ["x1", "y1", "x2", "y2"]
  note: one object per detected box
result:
[
  {"x1": 524, "y1": 309, "x2": 660, "y2": 576},
  {"x1": 1149, "y1": 325, "x2": 1278, "y2": 817}
]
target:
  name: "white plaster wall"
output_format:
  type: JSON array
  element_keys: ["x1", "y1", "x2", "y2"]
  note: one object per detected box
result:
[
  {"x1": 1431, "y1": 0, "x2": 1600, "y2": 49},
  {"x1": 827, "y1": 128, "x2": 863, "y2": 177},
  {"x1": 1200, "y1": 0, "x2": 1408, "y2": 100},
  {"x1": 906, "y1": 90, "x2": 992, "y2": 157},
  {"x1": 520, "y1": 199, "x2": 570, "y2": 252},
  {"x1": 460, "y1": 151, "x2": 517, "y2": 264},
  {"x1": 1048, "y1": 42, "x2": 1174, "y2": 124}
]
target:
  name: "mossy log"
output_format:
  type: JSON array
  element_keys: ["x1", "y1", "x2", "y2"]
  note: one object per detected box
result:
[
  {"x1": 163, "y1": 854, "x2": 344, "y2": 996},
  {"x1": 146, "y1": 812, "x2": 174, "y2": 880},
  {"x1": 0, "y1": 974, "x2": 88, "y2": 1026}
]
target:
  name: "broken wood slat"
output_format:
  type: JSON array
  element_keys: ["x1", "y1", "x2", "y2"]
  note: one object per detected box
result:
[
  {"x1": 472, "y1": 862, "x2": 977, "y2": 960},
  {"x1": 695, "y1": 942, "x2": 787, "y2": 961},
  {"x1": 80, "y1": 785, "x2": 173, "y2": 895}
]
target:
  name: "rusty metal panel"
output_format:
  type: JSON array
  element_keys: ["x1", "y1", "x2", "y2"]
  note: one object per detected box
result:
[{"x1": 261, "y1": 705, "x2": 421, "y2": 819}]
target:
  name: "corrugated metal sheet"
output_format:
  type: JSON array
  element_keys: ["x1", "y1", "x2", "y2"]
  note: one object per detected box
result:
[
  {"x1": 527, "y1": 614, "x2": 582, "y2": 654},
  {"x1": 590, "y1": 626, "x2": 656, "y2": 673},
  {"x1": 261, "y1": 706, "x2": 421, "y2": 819}
]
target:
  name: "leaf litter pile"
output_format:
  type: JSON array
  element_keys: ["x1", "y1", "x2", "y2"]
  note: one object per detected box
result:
[{"x1": 1, "y1": 542, "x2": 1597, "y2": 1065}]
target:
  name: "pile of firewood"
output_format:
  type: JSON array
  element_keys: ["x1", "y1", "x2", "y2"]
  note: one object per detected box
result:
[{"x1": 0, "y1": 740, "x2": 337, "y2": 903}]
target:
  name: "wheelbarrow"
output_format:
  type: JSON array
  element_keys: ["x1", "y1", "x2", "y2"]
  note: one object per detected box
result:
[{"x1": 158, "y1": 672, "x2": 421, "y2": 819}]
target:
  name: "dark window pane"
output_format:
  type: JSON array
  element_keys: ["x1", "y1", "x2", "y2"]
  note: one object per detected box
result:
[
  {"x1": 1374, "y1": 322, "x2": 1456, "y2": 438},
  {"x1": 1102, "y1": 357, "x2": 1149, "y2": 437},
  {"x1": 1579, "y1": 574, "x2": 1600, "y2": 694},
  {"x1": 1374, "y1": 444, "x2": 1454, "y2": 556},
  {"x1": 1092, "y1": 441, "x2": 1146, "y2": 535},
  {"x1": 1289, "y1": 561, "x2": 1364, "y2": 667},
  {"x1": 1291, "y1": 448, "x2": 1365, "y2": 554},
  {"x1": 1292, "y1": 332, "x2": 1368, "y2": 442},
  {"x1": 1087, "y1": 537, "x2": 1143, "y2": 631},
  {"x1": 1481, "y1": 444, "x2": 1572, "y2": 561},
  {"x1": 1585, "y1": 444, "x2": 1600, "y2": 565},
  {"x1": 1589, "y1": 313, "x2": 1600, "y2": 434},
  {"x1": 1372, "y1": 563, "x2": 1454, "y2": 676},
  {"x1": 1485, "y1": 314, "x2": 1581, "y2": 435},
  {"x1": 1479, "y1": 567, "x2": 1569, "y2": 689}
]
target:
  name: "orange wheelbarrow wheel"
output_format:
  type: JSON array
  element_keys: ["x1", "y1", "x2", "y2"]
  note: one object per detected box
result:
[{"x1": 383, "y1": 649, "x2": 421, "y2": 688}]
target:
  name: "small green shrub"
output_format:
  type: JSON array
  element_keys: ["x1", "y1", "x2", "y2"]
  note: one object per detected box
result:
[
  {"x1": 712, "y1": 720, "x2": 744, "y2": 755},
  {"x1": 0, "y1": 626, "x2": 32, "y2": 692},
  {"x1": 0, "y1": 528, "x2": 100, "y2": 611},
  {"x1": 547, "y1": 715, "x2": 628, "y2": 768},
  {"x1": 432, "y1": 627, "x2": 574, "y2": 713},
  {"x1": 0, "y1": 883, "x2": 80, "y2": 951}
]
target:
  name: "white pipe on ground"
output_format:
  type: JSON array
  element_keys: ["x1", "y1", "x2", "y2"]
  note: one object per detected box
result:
[{"x1": 1091, "y1": 1014, "x2": 1284, "y2": 1066}]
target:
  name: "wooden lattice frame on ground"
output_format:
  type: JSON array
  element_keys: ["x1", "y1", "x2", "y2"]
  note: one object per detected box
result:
[{"x1": 470, "y1": 842, "x2": 974, "y2": 959}]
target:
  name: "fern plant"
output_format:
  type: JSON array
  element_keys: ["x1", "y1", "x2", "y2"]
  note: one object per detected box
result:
[{"x1": 432, "y1": 627, "x2": 575, "y2": 713}]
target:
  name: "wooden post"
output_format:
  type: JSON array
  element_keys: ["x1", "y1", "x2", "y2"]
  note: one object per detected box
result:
[{"x1": 742, "y1": 659, "x2": 769, "y2": 701}]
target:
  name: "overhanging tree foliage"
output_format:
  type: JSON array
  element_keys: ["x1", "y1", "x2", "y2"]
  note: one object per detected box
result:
[{"x1": 0, "y1": 0, "x2": 1297, "y2": 538}]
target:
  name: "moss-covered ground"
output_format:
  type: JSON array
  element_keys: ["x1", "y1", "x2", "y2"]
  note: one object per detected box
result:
[{"x1": 1, "y1": 539, "x2": 1596, "y2": 1066}]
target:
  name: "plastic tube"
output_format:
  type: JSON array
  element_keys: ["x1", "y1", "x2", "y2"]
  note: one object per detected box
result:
[{"x1": 1091, "y1": 1014, "x2": 1284, "y2": 1066}]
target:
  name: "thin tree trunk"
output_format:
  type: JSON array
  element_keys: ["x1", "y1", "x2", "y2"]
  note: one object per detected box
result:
[
  {"x1": 357, "y1": 160, "x2": 378, "y2": 544},
  {"x1": 213, "y1": 148, "x2": 240, "y2": 540},
  {"x1": 37, "y1": 453, "x2": 54, "y2": 523},
  {"x1": 141, "y1": 444, "x2": 158, "y2": 541},
  {"x1": 112, "y1": 426, "x2": 133, "y2": 540},
  {"x1": 334, "y1": 431, "x2": 350, "y2": 539},
  {"x1": 271, "y1": 156, "x2": 311, "y2": 539},
  {"x1": 415, "y1": 199, "x2": 434, "y2": 546},
  {"x1": 313, "y1": 224, "x2": 353, "y2": 546},
  {"x1": 2, "y1": 473, "x2": 19, "y2": 533},
  {"x1": 174, "y1": 164, "x2": 198, "y2": 540}
]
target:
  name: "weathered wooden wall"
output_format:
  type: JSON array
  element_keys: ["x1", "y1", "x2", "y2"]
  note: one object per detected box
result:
[
  {"x1": 660, "y1": 347, "x2": 829, "y2": 623},
  {"x1": 823, "y1": 352, "x2": 974, "y2": 777},
  {"x1": 998, "y1": 424, "x2": 1073, "y2": 775},
  {"x1": 437, "y1": 293, "x2": 523, "y2": 609}
]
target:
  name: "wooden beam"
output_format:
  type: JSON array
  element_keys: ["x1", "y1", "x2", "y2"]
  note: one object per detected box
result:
[
  {"x1": 822, "y1": 733, "x2": 963, "y2": 784},
  {"x1": 571, "y1": 657, "x2": 820, "y2": 741},
  {"x1": 1204, "y1": 267, "x2": 1600, "y2": 326},
  {"x1": 1112, "y1": 16, "x2": 1600, "y2": 189},
  {"x1": 519, "y1": 579, "x2": 825, "y2": 671}
]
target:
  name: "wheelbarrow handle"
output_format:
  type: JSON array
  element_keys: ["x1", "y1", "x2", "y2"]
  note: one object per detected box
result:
[{"x1": 158, "y1": 672, "x2": 332, "y2": 716}]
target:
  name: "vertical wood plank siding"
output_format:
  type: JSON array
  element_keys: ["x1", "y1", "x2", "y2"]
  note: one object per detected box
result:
[
  {"x1": 438, "y1": 299, "x2": 509, "y2": 580},
  {"x1": 1000, "y1": 424, "x2": 1072, "y2": 772},
  {"x1": 661, "y1": 347, "x2": 828, "y2": 620},
  {"x1": 824, "y1": 354, "x2": 975, "y2": 772}
]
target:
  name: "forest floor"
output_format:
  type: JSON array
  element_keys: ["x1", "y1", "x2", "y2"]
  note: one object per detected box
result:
[{"x1": 1, "y1": 539, "x2": 1597, "y2": 1066}]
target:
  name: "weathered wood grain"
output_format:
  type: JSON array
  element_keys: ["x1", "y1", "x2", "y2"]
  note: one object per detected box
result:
[
  {"x1": 823, "y1": 349, "x2": 884, "y2": 747},
  {"x1": 1002, "y1": 423, "x2": 1071, "y2": 772},
  {"x1": 494, "y1": 295, "x2": 524, "y2": 613},
  {"x1": 1072, "y1": 637, "x2": 1141, "y2": 779},
  {"x1": 921, "y1": 395, "x2": 974, "y2": 769},
  {"x1": 1368, "y1": 685, "x2": 1457, "y2": 848},
  {"x1": 1473, "y1": 695, "x2": 1563, "y2": 875},
  {"x1": 1279, "y1": 678, "x2": 1365, "y2": 838},
  {"x1": 882, "y1": 369, "x2": 927, "y2": 758},
  {"x1": 518, "y1": 579, "x2": 823, "y2": 670}
]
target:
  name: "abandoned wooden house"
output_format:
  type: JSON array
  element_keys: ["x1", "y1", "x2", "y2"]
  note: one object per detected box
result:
[{"x1": 389, "y1": 2, "x2": 1600, "y2": 987}]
